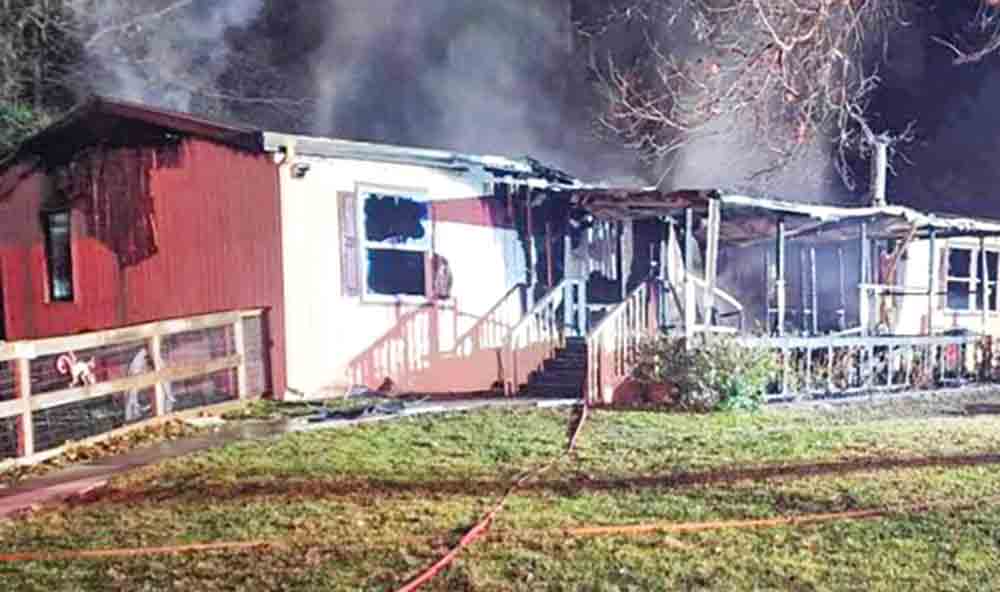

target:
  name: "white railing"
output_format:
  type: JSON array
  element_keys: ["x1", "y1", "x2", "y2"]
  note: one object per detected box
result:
[
  {"x1": 503, "y1": 279, "x2": 586, "y2": 395},
  {"x1": 0, "y1": 309, "x2": 266, "y2": 467},
  {"x1": 689, "y1": 276, "x2": 745, "y2": 333},
  {"x1": 586, "y1": 280, "x2": 660, "y2": 405},
  {"x1": 738, "y1": 333, "x2": 989, "y2": 400},
  {"x1": 453, "y1": 284, "x2": 526, "y2": 357}
]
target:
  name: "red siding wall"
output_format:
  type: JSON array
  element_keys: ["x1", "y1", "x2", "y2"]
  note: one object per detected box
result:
[{"x1": 0, "y1": 138, "x2": 286, "y2": 395}]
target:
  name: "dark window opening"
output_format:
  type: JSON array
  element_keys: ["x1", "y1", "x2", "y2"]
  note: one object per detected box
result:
[
  {"x1": 43, "y1": 210, "x2": 74, "y2": 302},
  {"x1": 949, "y1": 248, "x2": 972, "y2": 278},
  {"x1": 946, "y1": 248, "x2": 972, "y2": 310},
  {"x1": 364, "y1": 194, "x2": 429, "y2": 246},
  {"x1": 361, "y1": 190, "x2": 431, "y2": 298},
  {"x1": 366, "y1": 249, "x2": 426, "y2": 296},
  {"x1": 948, "y1": 281, "x2": 970, "y2": 310}
]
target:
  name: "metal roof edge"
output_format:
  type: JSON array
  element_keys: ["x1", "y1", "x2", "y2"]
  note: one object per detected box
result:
[{"x1": 262, "y1": 132, "x2": 533, "y2": 174}]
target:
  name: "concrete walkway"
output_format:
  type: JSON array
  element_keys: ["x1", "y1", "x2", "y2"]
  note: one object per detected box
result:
[{"x1": 0, "y1": 397, "x2": 578, "y2": 518}]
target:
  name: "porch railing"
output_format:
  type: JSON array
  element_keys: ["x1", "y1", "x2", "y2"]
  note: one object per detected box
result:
[
  {"x1": 503, "y1": 279, "x2": 586, "y2": 395},
  {"x1": 738, "y1": 333, "x2": 989, "y2": 401},
  {"x1": 453, "y1": 284, "x2": 526, "y2": 357},
  {"x1": 0, "y1": 309, "x2": 267, "y2": 467},
  {"x1": 585, "y1": 279, "x2": 660, "y2": 405},
  {"x1": 662, "y1": 275, "x2": 745, "y2": 336}
]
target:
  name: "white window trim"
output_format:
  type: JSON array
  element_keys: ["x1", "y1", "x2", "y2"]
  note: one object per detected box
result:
[
  {"x1": 355, "y1": 183, "x2": 432, "y2": 305},
  {"x1": 943, "y1": 243, "x2": 999, "y2": 315}
]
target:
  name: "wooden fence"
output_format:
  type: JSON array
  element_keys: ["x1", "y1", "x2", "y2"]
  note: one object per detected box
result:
[{"x1": 0, "y1": 309, "x2": 267, "y2": 466}]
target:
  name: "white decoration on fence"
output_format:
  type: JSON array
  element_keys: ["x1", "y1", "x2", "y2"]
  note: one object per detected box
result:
[
  {"x1": 56, "y1": 352, "x2": 97, "y2": 387},
  {"x1": 125, "y1": 349, "x2": 148, "y2": 422}
]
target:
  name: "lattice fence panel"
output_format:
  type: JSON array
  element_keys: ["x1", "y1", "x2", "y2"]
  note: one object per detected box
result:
[
  {"x1": 167, "y1": 369, "x2": 237, "y2": 413},
  {"x1": 242, "y1": 315, "x2": 268, "y2": 397},
  {"x1": 162, "y1": 326, "x2": 234, "y2": 368},
  {"x1": 30, "y1": 341, "x2": 150, "y2": 396},
  {"x1": 0, "y1": 416, "x2": 18, "y2": 460},
  {"x1": 0, "y1": 360, "x2": 14, "y2": 402},
  {"x1": 32, "y1": 389, "x2": 156, "y2": 453}
]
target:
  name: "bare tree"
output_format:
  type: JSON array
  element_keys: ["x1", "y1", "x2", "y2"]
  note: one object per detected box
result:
[
  {"x1": 0, "y1": 0, "x2": 311, "y2": 156},
  {"x1": 66, "y1": 0, "x2": 312, "y2": 129},
  {"x1": 0, "y1": 0, "x2": 80, "y2": 152},
  {"x1": 581, "y1": 1, "x2": 1000, "y2": 190}
]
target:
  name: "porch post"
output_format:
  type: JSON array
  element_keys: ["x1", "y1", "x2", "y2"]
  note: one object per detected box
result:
[
  {"x1": 545, "y1": 222, "x2": 554, "y2": 289},
  {"x1": 525, "y1": 189, "x2": 536, "y2": 309},
  {"x1": 775, "y1": 217, "x2": 787, "y2": 337},
  {"x1": 684, "y1": 208, "x2": 696, "y2": 343},
  {"x1": 662, "y1": 220, "x2": 672, "y2": 329},
  {"x1": 799, "y1": 247, "x2": 808, "y2": 333},
  {"x1": 764, "y1": 247, "x2": 771, "y2": 330},
  {"x1": 704, "y1": 198, "x2": 721, "y2": 327},
  {"x1": 810, "y1": 247, "x2": 819, "y2": 335},
  {"x1": 837, "y1": 246, "x2": 847, "y2": 331},
  {"x1": 981, "y1": 235, "x2": 989, "y2": 334},
  {"x1": 616, "y1": 221, "x2": 626, "y2": 301},
  {"x1": 927, "y1": 228, "x2": 937, "y2": 336},
  {"x1": 563, "y1": 233, "x2": 572, "y2": 333},
  {"x1": 563, "y1": 233, "x2": 572, "y2": 282},
  {"x1": 859, "y1": 221, "x2": 870, "y2": 337}
]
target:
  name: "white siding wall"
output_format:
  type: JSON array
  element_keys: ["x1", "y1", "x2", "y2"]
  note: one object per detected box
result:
[
  {"x1": 896, "y1": 237, "x2": 1000, "y2": 336},
  {"x1": 277, "y1": 155, "x2": 526, "y2": 397}
]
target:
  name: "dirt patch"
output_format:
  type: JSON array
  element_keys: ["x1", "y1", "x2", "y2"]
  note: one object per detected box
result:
[
  {"x1": 778, "y1": 386, "x2": 1000, "y2": 424},
  {"x1": 68, "y1": 450, "x2": 1000, "y2": 509}
]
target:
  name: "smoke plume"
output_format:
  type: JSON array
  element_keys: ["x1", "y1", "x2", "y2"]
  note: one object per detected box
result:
[
  {"x1": 68, "y1": 1, "x2": 1000, "y2": 213},
  {"x1": 305, "y1": 0, "x2": 636, "y2": 179},
  {"x1": 75, "y1": 0, "x2": 265, "y2": 113}
]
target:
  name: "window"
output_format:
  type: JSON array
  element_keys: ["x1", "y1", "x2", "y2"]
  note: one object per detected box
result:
[
  {"x1": 946, "y1": 246, "x2": 1000, "y2": 312},
  {"x1": 946, "y1": 248, "x2": 972, "y2": 310},
  {"x1": 977, "y1": 250, "x2": 999, "y2": 312},
  {"x1": 360, "y1": 190, "x2": 430, "y2": 298},
  {"x1": 43, "y1": 210, "x2": 74, "y2": 302}
]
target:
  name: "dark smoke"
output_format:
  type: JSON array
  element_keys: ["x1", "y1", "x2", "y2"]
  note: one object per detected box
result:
[
  {"x1": 866, "y1": 3, "x2": 1000, "y2": 217},
  {"x1": 73, "y1": 1, "x2": 1000, "y2": 213},
  {"x1": 301, "y1": 0, "x2": 639, "y2": 181}
]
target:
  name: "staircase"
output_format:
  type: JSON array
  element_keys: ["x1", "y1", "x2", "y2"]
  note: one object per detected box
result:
[{"x1": 519, "y1": 337, "x2": 587, "y2": 398}]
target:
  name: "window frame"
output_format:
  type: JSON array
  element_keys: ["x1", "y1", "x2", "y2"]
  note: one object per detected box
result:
[
  {"x1": 42, "y1": 208, "x2": 75, "y2": 304},
  {"x1": 944, "y1": 243, "x2": 999, "y2": 314},
  {"x1": 355, "y1": 184, "x2": 432, "y2": 304},
  {"x1": 977, "y1": 248, "x2": 999, "y2": 313}
]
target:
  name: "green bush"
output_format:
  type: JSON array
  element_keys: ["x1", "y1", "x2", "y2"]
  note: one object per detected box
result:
[
  {"x1": 633, "y1": 334, "x2": 777, "y2": 412},
  {"x1": 0, "y1": 103, "x2": 49, "y2": 155}
]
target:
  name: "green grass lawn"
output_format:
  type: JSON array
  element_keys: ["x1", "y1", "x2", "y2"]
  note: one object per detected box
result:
[{"x1": 3, "y1": 393, "x2": 1000, "y2": 591}]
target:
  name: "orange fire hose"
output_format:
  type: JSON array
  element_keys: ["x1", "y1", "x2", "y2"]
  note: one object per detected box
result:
[{"x1": 395, "y1": 403, "x2": 589, "y2": 592}]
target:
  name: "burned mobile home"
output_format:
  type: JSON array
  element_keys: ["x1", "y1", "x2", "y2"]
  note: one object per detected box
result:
[{"x1": 0, "y1": 97, "x2": 999, "y2": 463}]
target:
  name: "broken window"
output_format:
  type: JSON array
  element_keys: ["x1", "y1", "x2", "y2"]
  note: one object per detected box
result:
[
  {"x1": 361, "y1": 191, "x2": 430, "y2": 297},
  {"x1": 947, "y1": 248, "x2": 972, "y2": 310},
  {"x1": 43, "y1": 210, "x2": 74, "y2": 302}
]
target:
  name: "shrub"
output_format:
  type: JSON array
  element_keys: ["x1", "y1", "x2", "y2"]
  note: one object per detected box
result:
[{"x1": 633, "y1": 334, "x2": 777, "y2": 412}]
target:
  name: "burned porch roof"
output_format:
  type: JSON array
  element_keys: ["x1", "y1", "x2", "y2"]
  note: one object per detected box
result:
[{"x1": 573, "y1": 188, "x2": 1000, "y2": 245}]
